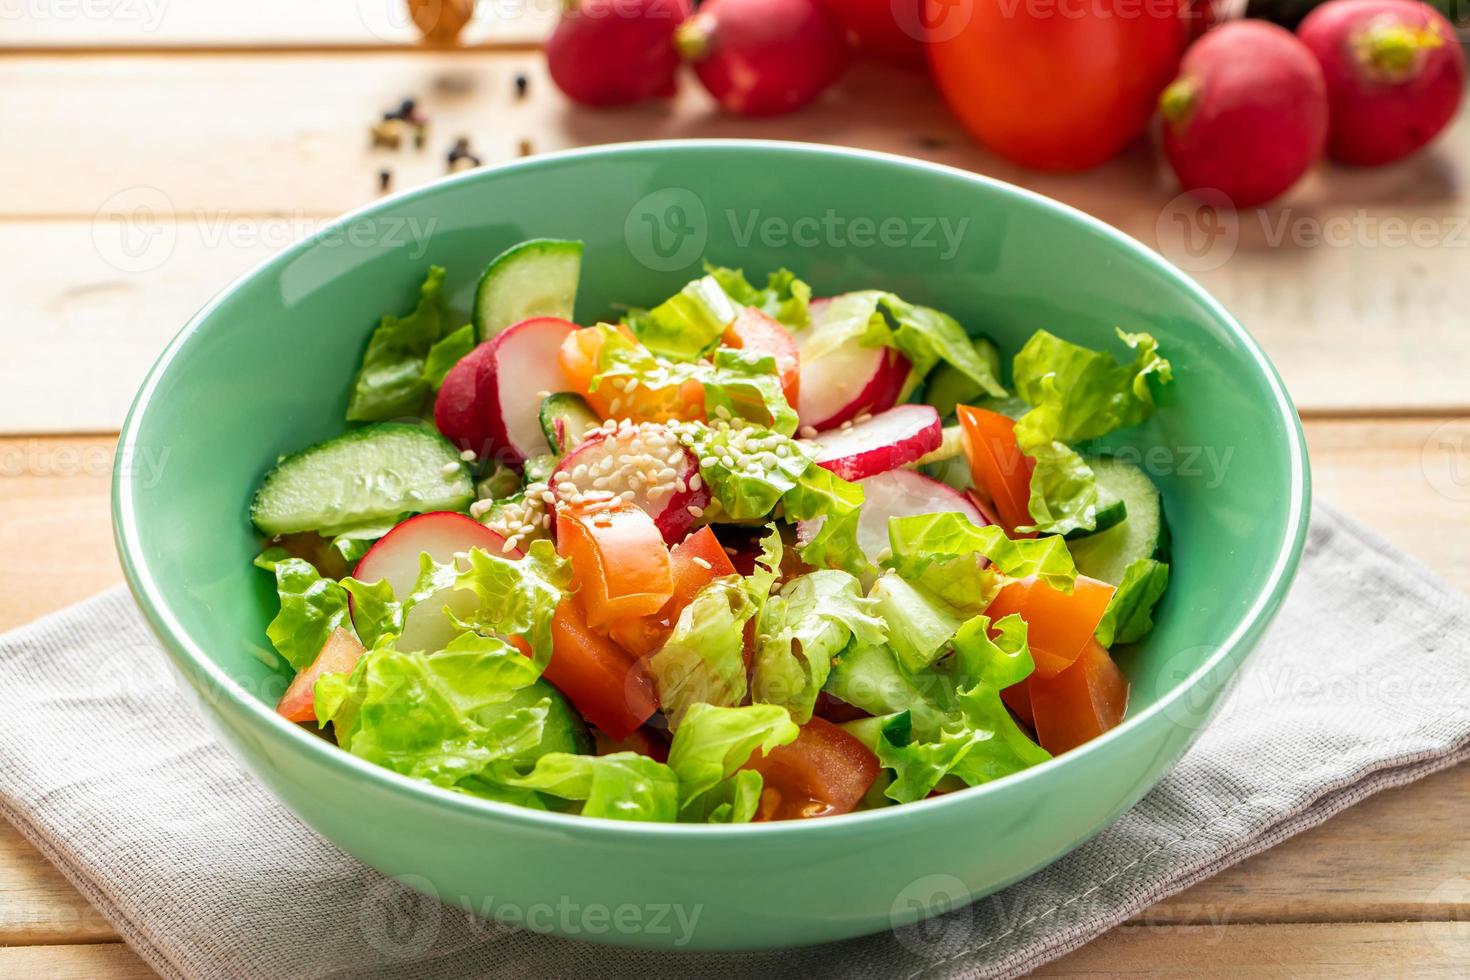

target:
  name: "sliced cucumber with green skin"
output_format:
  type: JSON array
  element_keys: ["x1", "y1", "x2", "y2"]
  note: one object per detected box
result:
[
  {"x1": 924, "y1": 336, "x2": 1001, "y2": 418},
  {"x1": 538, "y1": 392, "x2": 600, "y2": 456},
  {"x1": 1068, "y1": 456, "x2": 1167, "y2": 584},
  {"x1": 251, "y1": 423, "x2": 473, "y2": 536},
  {"x1": 1065, "y1": 476, "x2": 1129, "y2": 541},
  {"x1": 472, "y1": 239, "x2": 583, "y2": 343},
  {"x1": 521, "y1": 453, "x2": 559, "y2": 486}
]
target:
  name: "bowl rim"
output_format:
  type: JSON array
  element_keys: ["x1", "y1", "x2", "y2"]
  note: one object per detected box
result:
[{"x1": 113, "y1": 138, "x2": 1311, "y2": 840}]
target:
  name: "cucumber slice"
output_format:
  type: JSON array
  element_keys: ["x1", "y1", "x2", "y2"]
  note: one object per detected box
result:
[
  {"x1": 1068, "y1": 456, "x2": 1167, "y2": 584},
  {"x1": 251, "y1": 423, "x2": 473, "y2": 536},
  {"x1": 924, "y1": 336, "x2": 1001, "y2": 418},
  {"x1": 521, "y1": 453, "x2": 559, "y2": 486},
  {"x1": 1065, "y1": 475, "x2": 1129, "y2": 541},
  {"x1": 539, "y1": 392, "x2": 600, "y2": 455},
  {"x1": 472, "y1": 239, "x2": 583, "y2": 343},
  {"x1": 911, "y1": 424, "x2": 963, "y2": 467}
]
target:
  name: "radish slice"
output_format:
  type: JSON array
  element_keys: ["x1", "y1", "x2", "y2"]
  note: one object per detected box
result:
[
  {"x1": 434, "y1": 342, "x2": 495, "y2": 456},
  {"x1": 812, "y1": 404, "x2": 943, "y2": 481},
  {"x1": 353, "y1": 511, "x2": 520, "y2": 654},
  {"x1": 799, "y1": 468, "x2": 987, "y2": 566},
  {"x1": 551, "y1": 421, "x2": 710, "y2": 544},
  {"x1": 474, "y1": 316, "x2": 579, "y2": 468}
]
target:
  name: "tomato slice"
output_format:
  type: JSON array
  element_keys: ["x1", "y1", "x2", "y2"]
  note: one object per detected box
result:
[
  {"x1": 276, "y1": 628, "x2": 364, "y2": 723},
  {"x1": 742, "y1": 717, "x2": 880, "y2": 821},
  {"x1": 556, "y1": 504, "x2": 674, "y2": 628},
  {"x1": 558, "y1": 325, "x2": 704, "y2": 423},
  {"x1": 957, "y1": 405, "x2": 1036, "y2": 536},
  {"x1": 722, "y1": 306, "x2": 801, "y2": 407},
  {"x1": 539, "y1": 598, "x2": 658, "y2": 741},
  {"x1": 594, "y1": 726, "x2": 670, "y2": 763},
  {"x1": 999, "y1": 681, "x2": 1034, "y2": 730},
  {"x1": 1027, "y1": 639, "x2": 1129, "y2": 754},
  {"x1": 608, "y1": 526, "x2": 738, "y2": 657},
  {"x1": 985, "y1": 575, "x2": 1116, "y2": 679}
]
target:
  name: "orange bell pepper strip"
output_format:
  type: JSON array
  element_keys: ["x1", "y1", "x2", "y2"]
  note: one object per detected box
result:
[
  {"x1": 985, "y1": 574, "x2": 1116, "y2": 679},
  {"x1": 558, "y1": 325, "x2": 704, "y2": 423},
  {"x1": 1027, "y1": 638, "x2": 1129, "y2": 755},
  {"x1": 742, "y1": 717, "x2": 880, "y2": 821},
  {"x1": 999, "y1": 680, "x2": 1035, "y2": 730},
  {"x1": 537, "y1": 598, "x2": 658, "y2": 741},
  {"x1": 608, "y1": 526, "x2": 738, "y2": 658},
  {"x1": 556, "y1": 503, "x2": 674, "y2": 629},
  {"x1": 722, "y1": 306, "x2": 801, "y2": 407},
  {"x1": 957, "y1": 404, "x2": 1036, "y2": 536},
  {"x1": 276, "y1": 627, "x2": 365, "y2": 723}
]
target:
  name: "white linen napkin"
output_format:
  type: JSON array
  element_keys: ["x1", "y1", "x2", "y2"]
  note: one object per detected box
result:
[{"x1": 2, "y1": 501, "x2": 1467, "y2": 979}]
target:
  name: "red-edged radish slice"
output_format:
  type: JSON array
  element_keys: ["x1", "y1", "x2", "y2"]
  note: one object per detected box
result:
[
  {"x1": 353, "y1": 512, "x2": 520, "y2": 653},
  {"x1": 276, "y1": 628, "x2": 364, "y2": 723},
  {"x1": 474, "y1": 316, "x2": 579, "y2": 468},
  {"x1": 798, "y1": 468, "x2": 987, "y2": 566},
  {"x1": 798, "y1": 344, "x2": 910, "y2": 432},
  {"x1": 434, "y1": 342, "x2": 495, "y2": 456},
  {"x1": 812, "y1": 404, "x2": 942, "y2": 481},
  {"x1": 550, "y1": 421, "x2": 711, "y2": 544}
]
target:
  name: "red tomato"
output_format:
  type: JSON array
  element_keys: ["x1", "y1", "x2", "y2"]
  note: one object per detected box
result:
[
  {"x1": 608, "y1": 527, "x2": 738, "y2": 657},
  {"x1": 1028, "y1": 639, "x2": 1129, "y2": 754},
  {"x1": 1000, "y1": 680, "x2": 1035, "y2": 730},
  {"x1": 594, "y1": 726, "x2": 670, "y2": 763},
  {"x1": 276, "y1": 628, "x2": 364, "y2": 723},
  {"x1": 743, "y1": 717, "x2": 880, "y2": 820},
  {"x1": 925, "y1": 0, "x2": 1187, "y2": 170},
  {"x1": 815, "y1": 0, "x2": 926, "y2": 66},
  {"x1": 539, "y1": 598, "x2": 659, "y2": 741},
  {"x1": 556, "y1": 504, "x2": 674, "y2": 628},
  {"x1": 957, "y1": 404, "x2": 1035, "y2": 535},
  {"x1": 985, "y1": 575, "x2": 1116, "y2": 679},
  {"x1": 558, "y1": 326, "x2": 704, "y2": 424},
  {"x1": 722, "y1": 306, "x2": 801, "y2": 408}
]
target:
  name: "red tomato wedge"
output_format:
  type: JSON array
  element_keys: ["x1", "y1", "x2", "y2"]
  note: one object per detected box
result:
[
  {"x1": 556, "y1": 504, "x2": 674, "y2": 628},
  {"x1": 608, "y1": 527, "x2": 737, "y2": 658},
  {"x1": 722, "y1": 306, "x2": 801, "y2": 408},
  {"x1": 957, "y1": 405, "x2": 1035, "y2": 536},
  {"x1": 1028, "y1": 639, "x2": 1129, "y2": 754},
  {"x1": 594, "y1": 726, "x2": 670, "y2": 763},
  {"x1": 743, "y1": 717, "x2": 880, "y2": 821},
  {"x1": 1000, "y1": 681, "x2": 1035, "y2": 730},
  {"x1": 276, "y1": 628, "x2": 364, "y2": 723},
  {"x1": 985, "y1": 575, "x2": 1116, "y2": 679},
  {"x1": 538, "y1": 598, "x2": 658, "y2": 741}
]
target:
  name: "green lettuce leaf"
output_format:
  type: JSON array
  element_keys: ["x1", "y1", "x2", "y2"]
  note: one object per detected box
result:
[
  {"x1": 825, "y1": 640, "x2": 960, "y2": 739},
  {"x1": 646, "y1": 578, "x2": 755, "y2": 726},
  {"x1": 254, "y1": 548, "x2": 350, "y2": 671},
  {"x1": 704, "y1": 347, "x2": 800, "y2": 437},
  {"x1": 752, "y1": 570, "x2": 887, "y2": 722},
  {"x1": 706, "y1": 265, "x2": 811, "y2": 329},
  {"x1": 1095, "y1": 558, "x2": 1170, "y2": 647},
  {"x1": 1011, "y1": 329, "x2": 1172, "y2": 536},
  {"x1": 666, "y1": 703, "x2": 799, "y2": 820},
  {"x1": 673, "y1": 419, "x2": 814, "y2": 521},
  {"x1": 781, "y1": 466, "x2": 868, "y2": 576},
  {"x1": 422, "y1": 323, "x2": 475, "y2": 389},
  {"x1": 868, "y1": 572, "x2": 966, "y2": 673},
  {"x1": 315, "y1": 640, "x2": 547, "y2": 787},
  {"x1": 499, "y1": 752, "x2": 680, "y2": 821},
  {"x1": 346, "y1": 266, "x2": 450, "y2": 422},
  {"x1": 679, "y1": 768, "x2": 765, "y2": 824},
  {"x1": 628, "y1": 275, "x2": 738, "y2": 362},
  {"x1": 450, "y1": 539, "x2": 571, "y2": 669},
  {"x1": 886, "y1": 511, "x2": 1079, "y2": 599},
  {"x1": 327, "y1": 522, "x2": 397, "y2": 566}
]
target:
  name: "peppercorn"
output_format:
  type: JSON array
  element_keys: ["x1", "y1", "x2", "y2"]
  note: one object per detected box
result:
[
  {"x1": 514, "y1": 73, "x2": 529, "y2": 99},
  {"x1": 378, "y1": 169, "x2": 393, "y2": 193}
]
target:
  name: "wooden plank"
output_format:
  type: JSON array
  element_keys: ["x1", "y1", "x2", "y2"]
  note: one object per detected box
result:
[
  {"x1": 0, "y1": 943, "x2": 154, "y2": 980},
  {"x1": 0, "y1": 823, "x2": 117, "y2": 944},
  {"x1": 0, "y1": 1, "x2": 552, "y2": 49}
]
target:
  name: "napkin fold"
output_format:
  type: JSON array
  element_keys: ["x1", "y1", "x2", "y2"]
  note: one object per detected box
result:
[{"x1": 2, "y1": 501, "x2": 1468, "y2": 979}]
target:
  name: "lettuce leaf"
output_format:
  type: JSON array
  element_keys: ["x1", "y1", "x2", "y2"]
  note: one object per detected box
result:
[
  {"x1": 254, "y1": 549, "x2": 351, "y2": 671},
  {"x1": 704, "y1": 347, "x2": 800, "y2": 437},
  {"x1": 1095, "y1": 558, "x2": 1170, "y2": 647},
  {"x1": 885, "y1": 511, "x2": 1078, "y2": 599},
  {"x1": 752, "y1": 570, "x2": 887, "y2": 722},
  {"x1": 346, "y1": 266, "x2": 450, "y2": 422},
  {"x1": 422, "y1": 323, "x2": 475, "y2": 389},
  {"x1": 824, "y1": 640, "x2": 960, "y2": 739},
  {"x1": 782, "y1": 466, "x2": 868, "y2": 576},
  {"x1": 673, "y1": 419, "x2": 814, "y2": 521},
  {"x1": 678, "y1": 768, "x2": 765, "y2": 824},
  {"x1": 868, "y1": 572, "x2": 966, "y2": 673},
  {"x1": 1011, "y1": 329, "x2": 1172, "y2": 536},
  {"x1": 706, "y1": 265, "x2": 811, "y2": 330},
  {"x1": 499, "y1": 752, "x2": 680, "y2": 822},
  {"x1": 627, "y1": 275, "x2": 738, "y2": 362},
  {"x1": 450, "y1": 539, "x2": 571, "y2": 669},
  {"x1": 646, "y1": 578, "x2": 756, "y2": 726},
  {"x1": 666, "y1": 703, "x2": 799, "y2": 820}
]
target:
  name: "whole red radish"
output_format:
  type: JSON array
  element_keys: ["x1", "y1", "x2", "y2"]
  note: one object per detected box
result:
[
  {"x1": 1298, "y1": 0, "x2": 1465, "y2": 166},
  {"x1": 1159, "y1": 20, "x2": 1328, "y2": 207},
  {"x1": 815, "y1": 0, "x2": 925, "y2": 67},
  {"x1": 546, "y1": 0, "x2": 692, "y2": 107},
  {"x1": 676, "y1": 0, "x2": 851, "y2": 117}
]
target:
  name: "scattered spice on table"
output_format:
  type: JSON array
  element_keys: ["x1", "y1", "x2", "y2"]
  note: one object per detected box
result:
[
  {"x1": 372, "y1": 97, "x2": 429, "y2": 151},
  {"x1": 447, "y1": 136, "x2": 482, "y2": 172},
  {"x1": 378, "y1": 168, "x2": 393, "y2": 193},
  {"x1": 518, "y1": 138, "x2": 534, "y2": 157},
  {"x1": 514, "y1": 72, "x2": 529, "y2": 100}
]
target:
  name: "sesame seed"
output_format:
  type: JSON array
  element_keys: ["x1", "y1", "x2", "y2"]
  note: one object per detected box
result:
[
  {"x1": 714, "y1": 405, "x2": 732, "y2": 420},
  {"x1": 625, "y1": 377, "x2": 640, "y2": 392},
  {"x1": 459, "y1": 449, "x2": 477, "y2": 462},
  {"x1": 701, "y1": 457, "x2": 719, "y2": 468},
  {"x1": 687, "y1": 505, "x2": 704, "y2": 518},
  {"x1": 536, "y1": 390, "x2": 552, "y2": 400},
  {"x1": 689, "y1": 474, "x2": 702, "y2": 491},
  {"x1": 502, "y1": 536, "x2": 520, "y2": 553},
  {"x1": 799, "y1": 426, "x2": 818, "y2": 439},
  {"x1": 854, "y1": 412, "x2": 873, "y2": 425},
  {"x1": 720, "y1": 455, "x2": 735, "y2": 468},
  {"x1": 691, "y1": 556, "x2": 712, "y2": 570},
  {"x1": 441, "y1": 461, "x2": 461, "y2": 476}
]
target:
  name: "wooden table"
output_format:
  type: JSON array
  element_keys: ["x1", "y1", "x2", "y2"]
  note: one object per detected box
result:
[{"x1": 3, "y1": 9, "x2": 1469, "y2": 976}]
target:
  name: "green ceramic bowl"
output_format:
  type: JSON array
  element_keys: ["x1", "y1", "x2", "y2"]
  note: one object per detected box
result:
[{"x1": 113, "y1": 141, "x2": 1309, "y2": 952}]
